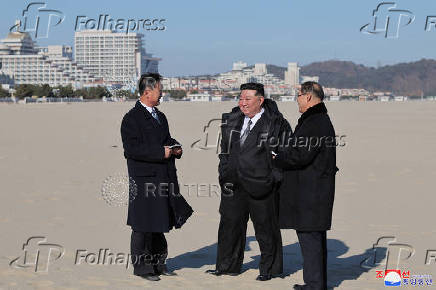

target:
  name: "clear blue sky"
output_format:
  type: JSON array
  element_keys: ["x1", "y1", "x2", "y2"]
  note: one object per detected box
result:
[{"x1": 1, "y1": 0, "x2": 435, "y2": 76}]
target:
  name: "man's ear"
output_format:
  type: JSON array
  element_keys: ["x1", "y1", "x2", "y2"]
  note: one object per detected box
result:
[
  {"x1": 307, "y1": 93, "x2": 312, "y2": 103},
  {"x1": 259, "y1": 96, "x2": 265, "y2": 106}
]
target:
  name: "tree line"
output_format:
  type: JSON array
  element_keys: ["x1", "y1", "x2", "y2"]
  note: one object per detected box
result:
[
  {"x1": 0, "y1": 85, "x2": 231, "y2": 100},
  {"x1": 0, "y1": 84, "x2": 139, "y2": 100}
]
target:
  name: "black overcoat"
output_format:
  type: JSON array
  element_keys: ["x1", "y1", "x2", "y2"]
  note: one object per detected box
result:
[
  {"x1": 218, "y1": 99, "x2": 292, "y2": 199},
  {"x1": 121, "y1": 101, "x2": 193, "y2": 232},
  {"x1": 274, "y1": 102, "x2": 338, "y2": 231}
]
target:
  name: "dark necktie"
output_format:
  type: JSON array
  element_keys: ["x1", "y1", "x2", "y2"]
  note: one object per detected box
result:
[
  {"x1": 151, "y1": 109, "x2": 161, "y2": 124},
  {"x1": 240, "y1": 119, "x2": 252, "y2": 146}
]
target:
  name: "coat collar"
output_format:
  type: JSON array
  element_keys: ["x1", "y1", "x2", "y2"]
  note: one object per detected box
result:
[
  {"x1": 134, "y1": 100, "x2": 163, "y2": 127},
  {"x1": 135, "y1": 100, "x2": 148, "y2": 113},
  {"x1": 135, "y1": 100, "x2": 163, "y2": 115},
  {"x1": 298, "y1": 102, "x2": 328, "y2": 125}
]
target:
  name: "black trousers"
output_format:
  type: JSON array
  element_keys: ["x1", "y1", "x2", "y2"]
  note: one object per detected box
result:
[
  {"x1": 130, "y1": 230, "x2": 168, "y2": 275},
  {"x1": 216, "y1": 188, "x2": 283, "y2": 275},
  {"x1": 296, "y1": 231, "x2": 327, "y2": 290}
]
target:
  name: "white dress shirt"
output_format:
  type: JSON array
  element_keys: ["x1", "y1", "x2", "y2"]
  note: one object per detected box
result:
[
  {"x1": 241, "y1": 107, "x2": 264, "y2": 133},
  {"x1": 139, "y1": 100, "x2": 154, "y2": 114}
]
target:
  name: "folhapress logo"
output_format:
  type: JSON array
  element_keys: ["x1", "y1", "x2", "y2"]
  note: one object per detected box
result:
[
  {"x1": 360, "y1": 2, "x2": 415, "y2": 38},
  {"x1": 360, "y1": 236, "x2": 415, "y2": 270},
  {"x1": 9, "y1": 2, "x2": 65, "y2": 39},
  {"x1": 9, "y1": 236, "x2": 64, "y2": 272}
]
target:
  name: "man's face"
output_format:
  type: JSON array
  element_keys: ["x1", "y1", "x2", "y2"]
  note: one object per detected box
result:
[
  {"x1": 144, "y1": 81, "x2": 162, "y2": 106},
  {"x1": 297, "y1": 90, "x2": 310, "y2": 113},
  {"x1": 238, "y1": 89, "x2": 264, "y2": 118}
]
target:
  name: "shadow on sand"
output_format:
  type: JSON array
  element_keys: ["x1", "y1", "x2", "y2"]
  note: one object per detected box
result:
[{"x1": 167, "y1": 236, "x2": 384, "y2": 289}]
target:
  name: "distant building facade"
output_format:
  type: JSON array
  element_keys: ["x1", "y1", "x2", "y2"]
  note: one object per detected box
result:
[
  {"x1": 74, "y1": 30, "x2": 160, "y2": 86},
  {"x1": 284, "y1": 62, "x2": 300, "y2": 88},
  {"x1": 301, "y1": 75, "x2": 319, "y2": 83},
  {"x1": 0, "y1": 30, "x2": 98, "y2": 88}
]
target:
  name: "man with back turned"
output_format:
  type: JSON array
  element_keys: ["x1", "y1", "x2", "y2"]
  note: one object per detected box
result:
[{"x1": 274, "y1": 81, "x2": 338, "y2": 290}]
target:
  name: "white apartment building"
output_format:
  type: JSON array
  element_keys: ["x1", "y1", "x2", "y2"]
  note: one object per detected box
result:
[
  {"x1": 38, "y1": 45, "x2": 98, "y2": 86},
  {"x1": 74, "y1": 30, "x2": 160, "y2": 86},
  {"x1": 0, "y1": 31, "x2": 97, "y2": 87},
  {"x1": 162, "y1": 61, "x2": 295, "y2": 96}
]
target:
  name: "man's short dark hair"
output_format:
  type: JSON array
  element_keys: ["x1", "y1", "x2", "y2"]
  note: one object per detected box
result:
[
  {"x1": 240, "y1": 82, "x2": 264, "y2": 97},
  {"x1": 138, "y1": 73, "x2": 162, "y2": 96},
  {"x1": 300, "y1": 81, "x2": 325, "y2": 101}
]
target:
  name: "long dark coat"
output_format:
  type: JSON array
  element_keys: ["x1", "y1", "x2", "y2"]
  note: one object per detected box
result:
[
  {"x1": 274, "y1": 102, "x2": 338, "y2": 231},
  {"x1": 121, "y1": 101, "x2": 193, "y2": 232}
]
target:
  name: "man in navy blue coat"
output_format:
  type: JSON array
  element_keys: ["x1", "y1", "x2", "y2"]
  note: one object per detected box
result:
[{"x1": 121, "y1": 73, "x2": 192, "y2": 281}]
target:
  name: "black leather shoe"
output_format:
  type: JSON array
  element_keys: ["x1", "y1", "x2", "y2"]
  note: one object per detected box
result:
[
  {"x1": 159, "y1": 270, "x2": 177, "y2": 276},
  {"x1": 256, "y1": 274, "x2": 272, "y2": 281},
  {"x1": 140, "y1": 274, "x2": 160, "y2": 281},
  {"x1": 293, "y1": 284, "x2": 305, "y2": 290},
  {"x1": 205, "y1": 269, "x2": 239, "y2": 276}
]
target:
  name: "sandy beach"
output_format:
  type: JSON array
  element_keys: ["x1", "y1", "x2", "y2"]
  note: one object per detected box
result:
[{"x1": 0, "y1": 101, "x2": 435, "y2": 289}]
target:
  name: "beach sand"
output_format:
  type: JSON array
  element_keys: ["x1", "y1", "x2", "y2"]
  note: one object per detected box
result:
[{"x1": 0, "y1": 101, "x2": 435, "y2": 289}]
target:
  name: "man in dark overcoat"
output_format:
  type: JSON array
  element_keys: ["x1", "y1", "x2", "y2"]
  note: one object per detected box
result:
[
  {"x1": 207, "y1": 83, "x2": 292, "y2": 281},
  {"x1": 121, "y1": 73, "x2": 193, "y2": 281},
  {"x1": 274, "y1": 81, "x2": 338, "y2": 290}
]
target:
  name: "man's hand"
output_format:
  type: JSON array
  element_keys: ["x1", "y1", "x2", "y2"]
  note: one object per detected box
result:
[
  {"x1": 271, "y1": 151, "x2": 277, "y2": 160},
  {"x1": 164, "y1": 146, "x2": 172, "y2": 159},
  {"x1": 172, "y1": 147, "x2": 183, "y2": 156}
]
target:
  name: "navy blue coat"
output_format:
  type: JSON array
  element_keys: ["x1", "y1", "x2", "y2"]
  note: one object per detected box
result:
[{"x1": 121, "y1": 101, "x2": 192, "y2": 232}]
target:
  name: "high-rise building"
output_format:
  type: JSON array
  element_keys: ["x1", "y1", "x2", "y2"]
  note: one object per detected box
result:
[
  {"x1": 284, "y1": 62, "x2": 300, "y2": 88},
  {"x1": 74, "y1": 30, "x2": 160, "y2": 86}
]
